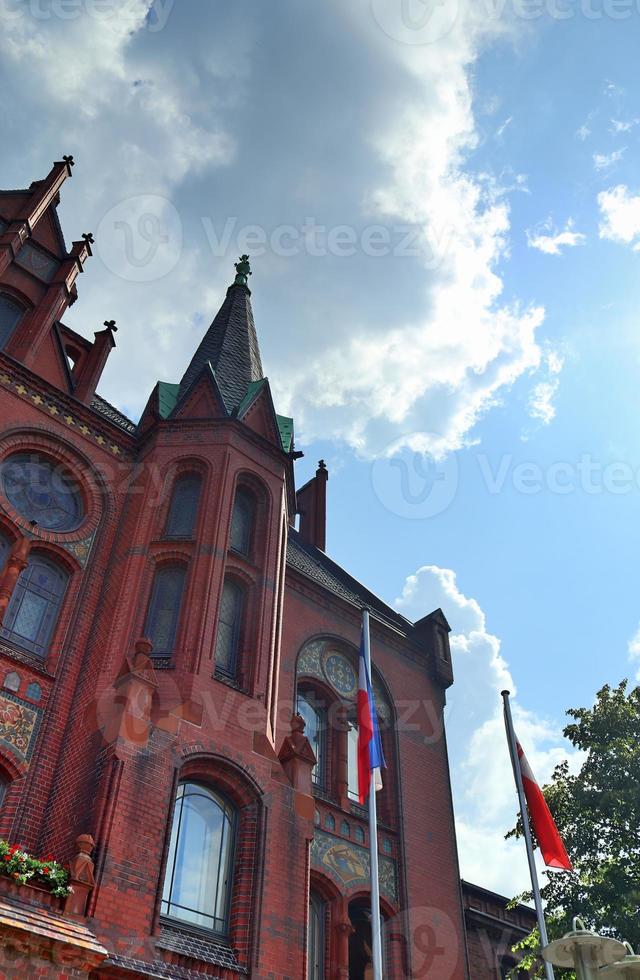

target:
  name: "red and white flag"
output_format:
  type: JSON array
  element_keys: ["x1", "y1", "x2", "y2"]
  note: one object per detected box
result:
[{"x1": 517, "y1": 742, "x2": 572, "y2": 871}]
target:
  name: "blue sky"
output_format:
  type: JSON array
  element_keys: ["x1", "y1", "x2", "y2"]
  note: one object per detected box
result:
[{"x1": 1, "y1": 0, "x2": 639, "y2": 898}]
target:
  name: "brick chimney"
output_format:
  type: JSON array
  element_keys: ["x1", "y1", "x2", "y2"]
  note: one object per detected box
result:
[{"x1": 296, "y1": 460, "x2": 328, "y2": 551}]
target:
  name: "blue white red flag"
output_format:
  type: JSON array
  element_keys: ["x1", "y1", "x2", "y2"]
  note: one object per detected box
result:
[{"x1": 357, "y1": 624, "x2": 386, "y2": 804}]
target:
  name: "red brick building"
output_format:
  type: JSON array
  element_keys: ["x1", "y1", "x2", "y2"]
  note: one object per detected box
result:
[{"x1": 0, "y1": 158, "x2": 472, "y2": 979}]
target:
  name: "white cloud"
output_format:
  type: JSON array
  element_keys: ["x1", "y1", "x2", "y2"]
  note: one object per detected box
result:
[
  {"x1": 598, "y1": 185, "x2": 640, "y2": 250},
  {"x1": 611, "y1": 118, "x2": 639, "y2": 134},
  {"x1": 576, "y1": 123, "x2": 592, "y2": 141},
  {"x1": 495, "y1": 115, "x2": 513, "y2": 139},
  {"x1": 527, "y1": 218, "x2": 586, "y2": 256},
  {"x1": 627, "y1": 624, "x2": 640, "y2": 680},
  {"x1": 395, "y1": 566, "x2": 577, "y2": 896},
  {"x1": 0, "y1": 1, "x2": 547, "y2": 460},
  {"x1": 526, "y1": 348, "x2": 564, "y2": 425},
  {"x1": 593, "y1": 148, "x2": 626, "y2": 171}
]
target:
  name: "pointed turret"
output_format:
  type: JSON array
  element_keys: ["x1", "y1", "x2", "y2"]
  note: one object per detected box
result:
[{"x1": 179, "y1": 255, "x2": 264, "y2": 413}]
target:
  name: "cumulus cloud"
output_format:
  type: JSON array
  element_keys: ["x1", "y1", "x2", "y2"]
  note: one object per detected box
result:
[
  {"x1": 0, "y1": 0, "x2": 546, "y2": 458},
  {"x1": 611, "y1": 118, "x2": 639, "y2": 134},
  {"x1": 598, "y1": 185, "x2": 640, "y2": 250},
  {"x1": 527, "y1": 218, "x2": 586, "y2": 256},
  {"x1": 395, "y1": 566, "x2": 577, "y2": 896}
]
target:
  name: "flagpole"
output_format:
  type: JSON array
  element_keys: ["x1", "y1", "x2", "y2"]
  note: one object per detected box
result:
[
  {"x1": 501, "y1": 690, "x2": 555, "y2": 980},
  {"x1": 363, "y1": 608, "x2": 384, "y2": 980}
]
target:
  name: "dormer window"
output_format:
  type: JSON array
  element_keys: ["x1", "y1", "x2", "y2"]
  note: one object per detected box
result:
[{"x1": 0, "y1": 295, "x2": 24, "y2": 350}]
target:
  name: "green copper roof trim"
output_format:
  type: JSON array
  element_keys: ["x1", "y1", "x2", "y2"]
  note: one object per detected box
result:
[
  {"x1": 235, "y1": 378, "x2": 267, "y2": 417},
  {"x1": 157, "y1": 382, "x2": 180, "y2": 419},
  {"x1": 276, "y1": 414, "x2": 294, "y2": 453}
]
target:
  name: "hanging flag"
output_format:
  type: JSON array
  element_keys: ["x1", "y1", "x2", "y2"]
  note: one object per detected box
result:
[
  {"x1": 516, "y1": 741, "x2": 573, "y2": 871},
  {"x1": 357, "y1": 623, "x2": 386, "y2": 805}
]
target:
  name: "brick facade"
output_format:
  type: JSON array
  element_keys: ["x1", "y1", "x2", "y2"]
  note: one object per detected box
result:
[{"x1": 0, "y1": 160, "x2": 473, "y2": 978}]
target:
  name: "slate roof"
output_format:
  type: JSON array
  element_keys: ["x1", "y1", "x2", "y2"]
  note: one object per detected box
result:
[
  {"x1": 0, "y1": 893, "x2": 107, "y2": 959},
  {"x1": 179, "y1": 283, "x2": 263, "y2": 413},
  {"x1": 286, "y1": 527, "x2": 413, "y2": 634}
]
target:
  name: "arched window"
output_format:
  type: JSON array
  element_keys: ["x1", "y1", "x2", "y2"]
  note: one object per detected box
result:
[
  {"x1": 143, "y1": 564, "x2": 187, "y2": 658},
  {"x1": 0, "y1": 295, "x2": 24, "y2": 349},
  {"x1": 297, "y1": 689, "x2": 326, "y2": 788},
  {"x1": 0, "y1": 532, "x2": 9, "y2": 572},
  {"x1": 229, "y1": 487, "x2": 254, "y2": 556},
  {"x1": 308, "y1": 893, "x2": 326, "y2": 980},
  {"x1": 0, "y1": 554, "x2": 68, "y2": 658},
  {"x1": 214, "y1": 579, "x2": 244, "y2": 679},
  {"x1": 0, "y1": 774, "x2": 8, "y2": 810},
  {"x1": 164, "y1": 474, "x2": 202, "y2": 539},
  {"x1": 161, "y1": 782, "x2": 236, "y2": 935}
]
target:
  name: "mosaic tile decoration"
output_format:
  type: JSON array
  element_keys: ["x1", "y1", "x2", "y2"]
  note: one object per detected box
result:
[
  {"x1": 298, "y1": 639, "x2": 391, "y2": 719},
  {"x1": 61, "y1": 533, "x2": 96, "y2": 568},
  {"x1": 0, "y1": 688, "x2": 41, "y2": 764},
  {"x1": 311, "y1": 829, "x2": 397, "y2": 902}
]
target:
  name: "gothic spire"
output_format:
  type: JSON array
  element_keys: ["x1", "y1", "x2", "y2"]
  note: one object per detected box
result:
[{"x1": 178, "y1": 256, "x2": 264, "y2": 412}]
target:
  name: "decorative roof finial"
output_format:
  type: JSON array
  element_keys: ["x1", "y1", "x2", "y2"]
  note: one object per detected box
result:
[{"x1": 234, "y1": 254, "x2": 252, "y2": 287}]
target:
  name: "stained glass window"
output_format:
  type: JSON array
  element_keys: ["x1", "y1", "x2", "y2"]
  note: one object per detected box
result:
[
  {"x1": 308, "y1": 893, "x2": 326, "y2": 980},
  {"x1": 214, "y1": 579, "x2": 244, "y2": 679},
  {"x1": 1, "y1": 454, "x2": 82, "y2": 531},
  {"x1": 161, "y1": 782, "x2": 235, "y2": 935},
  {"x1": 1, "y1": 555, "x2": 68, "y2": 658},
  {"x1": 297, "y1": 689, "x2": 326, "y2": 788},
  {"x1": 0, "y1": 295, "x2": 23, "y2": 350},
  {"x1": 165, "y1": 474, "x2": 202, "y2": 539},
  {"x1": 229, "y1": 488, "x2": 254, "y2": 556},
  {"x1": 143, "y1": 564, "x2": 187, "y2": 657},
  {"x1": 26, "y1": 682, "x2": 41, "y2": 702}
]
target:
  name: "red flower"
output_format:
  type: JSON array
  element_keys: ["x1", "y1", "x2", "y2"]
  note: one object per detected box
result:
[
  {"x1": 42, "y1": 867, "x2": 50, "y2": 875},
  {"x1": 3, "y1": 855, "x2": 10, "y2": 862}
]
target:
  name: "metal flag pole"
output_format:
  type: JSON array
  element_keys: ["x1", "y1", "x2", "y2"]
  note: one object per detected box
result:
[
  {"x1": 502, "y1": 690, "x2": 555, "y2": 980},
  {"x1": 363, "y1": 608, "x2": 384, "y2": 980}
]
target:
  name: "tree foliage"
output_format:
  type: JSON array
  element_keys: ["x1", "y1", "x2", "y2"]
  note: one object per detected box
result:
[{"x1": 508, "y1": 680, "x2": 640, "y2": 975}]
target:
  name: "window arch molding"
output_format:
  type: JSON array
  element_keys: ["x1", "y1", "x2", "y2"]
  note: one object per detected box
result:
[
  {"x1": 157, "y1": 753, "x2": 264, "y2": 966},
  {"x1": 161, "y1": 458, "x2": 210, "y2": 540},
  {"x1": 227, "y1": 471, "x2": 272, "y2": 561},
  {"x1": 0, "y1": 429, "x2": 109, "y2": 540},
  {"x1": 0, "y1": 546, "x2": 75, "y2": 660},
  {"x1": 0, "y1": 290, "x2": 29, "y2": 351}
]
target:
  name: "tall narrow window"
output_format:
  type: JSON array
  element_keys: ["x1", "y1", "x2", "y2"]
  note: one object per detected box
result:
[
  {"x1": 297, "y1": 690, "x2": 326, "y2": 788},
  {"x1": 229, "y1": 488, "x2": 254, "y2": 556},
  {"x1": 165, "y1": 474, "x2": 202, "y2": 539},
  {"x1": 0, "y1": 774, "x2": 8, "y2": 810},
  {"x1": 308, "y1": 893, "x2": 326, "y2": 980},
  {"x1": 0, "y1": 295, "x2": 23, "y2": 350},
  {"x1": 161, "y1": 782, "x2": 236, "y2": 934},
  {"x1": 347, "y1": 716, "x2": 360, "y2": 803},
  {"x1": 0, "y1": 554, "x2": 68, "y2": 658},
  {"x1": 0, "y1": 532, "x2": 10, "y2": 573},
  {"x1": 214, "y1": 579, "x2": 244, "y2": 679},
  {"x1": 144, "y1": 564, "x2": 187, "y2": 658}
]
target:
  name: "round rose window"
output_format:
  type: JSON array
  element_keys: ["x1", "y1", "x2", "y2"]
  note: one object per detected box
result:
[{"x1": 1, "y1": 453, "x2": 83, "y2": 531}]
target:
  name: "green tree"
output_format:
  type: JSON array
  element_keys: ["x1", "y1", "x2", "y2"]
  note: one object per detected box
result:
[{"x1": 508, "y1": 680, "x2": 640, "y2": 976}]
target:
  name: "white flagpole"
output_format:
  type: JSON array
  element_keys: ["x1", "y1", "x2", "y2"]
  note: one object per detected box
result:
[
  {"x1": 502, "y1": 690, "x2": 555, "y2": 980},
  {"x1": 363, "y1": 608, "x2": 384, "y2": 980}
]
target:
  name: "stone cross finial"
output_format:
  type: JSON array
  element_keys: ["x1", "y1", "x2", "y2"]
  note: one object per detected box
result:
[
  {"x1": 234, "y1": 254, "x2": 252, "y2": 286},
  {"x1": 82, "y1": 232, "x2": 94, "y2": 246},
  {"x1": 103, "y1": 319, "x2": 118, "y2": 332},
  {"x1": 62, "y1": 154, "x2": 75, "y2": 168}
]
